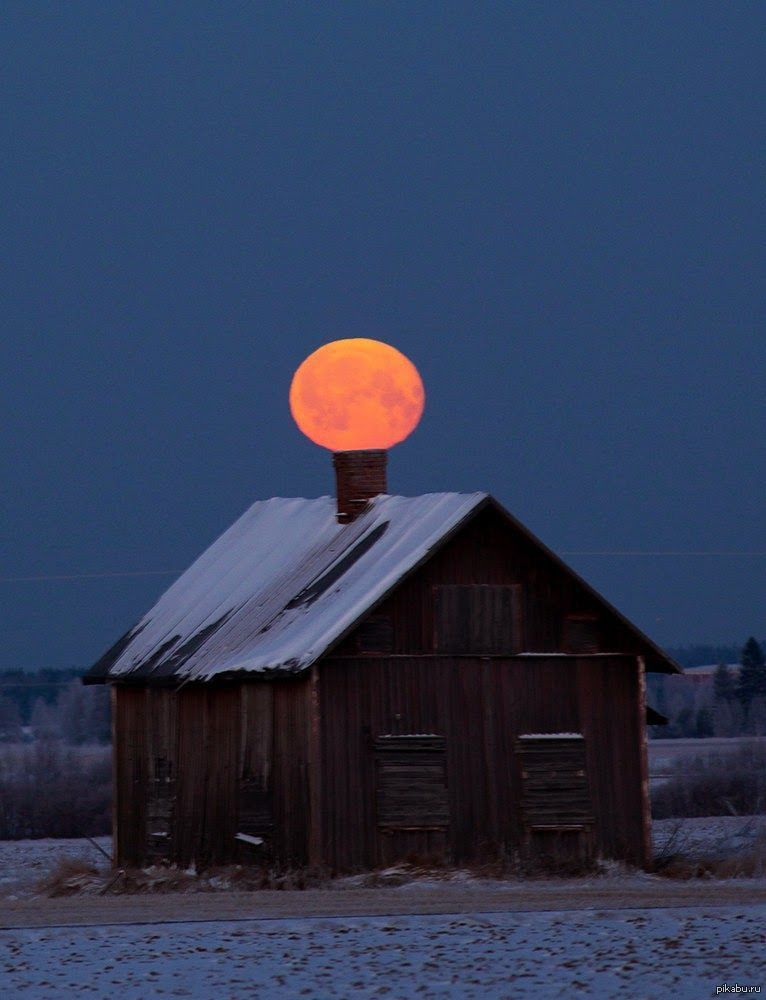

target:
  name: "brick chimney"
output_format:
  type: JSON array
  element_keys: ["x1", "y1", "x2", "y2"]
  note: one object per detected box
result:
[{"x1": 333, "y1": 450, "x2": 387, "y2": 523}]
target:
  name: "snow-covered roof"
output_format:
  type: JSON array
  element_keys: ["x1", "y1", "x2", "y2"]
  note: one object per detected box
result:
[{"x1": 87, "y1": 493, "x2": 487, "y2": 683}]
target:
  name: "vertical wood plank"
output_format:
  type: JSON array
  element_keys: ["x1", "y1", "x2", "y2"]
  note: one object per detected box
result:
[
  {"x1": 112, "y1": 687, "x2": 148, "y2": 867},
  {"x1": 174, "y1": 687, "x2": 207, "y2": 867},
  {"x1": 203, "y1": 686, "x2": 240, "y2": 864},
  {"x1": 272, "y1": 678, "x2": 311, "y2": 866},
  {"x1": 239, "y1": 684, "x2": 274, "y2": 849},
  {"x1": 308, "y1": 665, "x2": 322, "y2": 867},
  {"x1": 110, "y1": 686, "x2": 119, "y2": 867},
  {"x1": 636, "y1": 655, "x2": 652, "y2": 868}
]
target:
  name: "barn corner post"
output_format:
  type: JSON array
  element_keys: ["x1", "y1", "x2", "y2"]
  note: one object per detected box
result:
[
  {"x1": 636, "y1": 655, "x2": 653, "y2": 869},
  {"x1": 109, "y1": 684, "x2": 119, "y2": 868},
  {"x1": 308, "y1": 663, "x2": 323, "y2": 868}
]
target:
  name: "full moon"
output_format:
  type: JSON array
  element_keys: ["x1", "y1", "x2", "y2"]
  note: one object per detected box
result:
[{"x1": 289, "y1": 338, "x2": 425, "y2": 451}]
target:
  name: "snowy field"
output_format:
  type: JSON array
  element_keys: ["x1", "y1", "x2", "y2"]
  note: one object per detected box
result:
[
  {"x1": 2, "y1": 906, "x2": 764, "y2": 999},
  {"x1": 648, "y1": 737, "x2": 766, "y2": 787},
  {"x1": 0, "y1": 837, "x2": 111, "y2": 901}
]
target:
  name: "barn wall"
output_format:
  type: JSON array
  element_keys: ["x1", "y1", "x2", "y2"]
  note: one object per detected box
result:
[
  {"x1": 112, "y1": 687, "x2": 148, "y2": 867},
  {"x1": 112, "y1": 678, "x2": 311, "y2": 868},
  {"x1": 332, "y1": 505, "x2": 648, "y2": 659},
  {"x1": 318, "y1": 654, "x2": 647, "y2": 871},
  {"x1": 271, "y1": 678, "x2": 312, "y2": 865}
]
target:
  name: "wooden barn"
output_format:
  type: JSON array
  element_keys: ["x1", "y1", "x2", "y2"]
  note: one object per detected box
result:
[{"x1": 85, "y1": 450, "x2": 678, "y2": 872}]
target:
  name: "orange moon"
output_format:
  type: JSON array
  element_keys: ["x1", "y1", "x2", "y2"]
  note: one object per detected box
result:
[{"x1": 289, "y1": 338, "x2": 425, "y2": 451}]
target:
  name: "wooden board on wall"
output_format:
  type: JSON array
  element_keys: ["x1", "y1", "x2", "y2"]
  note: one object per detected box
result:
[
  {"x1": 112, "y1": 687, "x2": 147, "y2": 867},
  {"x1": 204, "y1": 686, "x2": 239, "y2": 865},
  {"x1": 239, "y1": 684, "x2": 275, "y2": 846},
  {"x1": 172, "y1": 687, "x2": 207, "y2": 867},
  {"x1": 145, "y1": 689, "x2": 178, "y2": 862},
  {"x1": 374, "y1": 735, "x2": 449, "y2": 829},
  {"x1": 271, "y1": 679, "x2": 311, "y2": 866}
]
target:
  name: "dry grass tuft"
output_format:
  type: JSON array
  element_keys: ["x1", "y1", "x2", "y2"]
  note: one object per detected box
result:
[
  {"x1": 36, "y1": 861, "x2": 335, "y2": 896},
  {"x1": 37, "y1": 858, "x2": 103, "y2": 897}
]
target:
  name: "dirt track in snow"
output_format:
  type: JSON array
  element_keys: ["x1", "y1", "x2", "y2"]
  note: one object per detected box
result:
[{"x1": 3, "y1": 879, "x2": 766, "y2": 930}]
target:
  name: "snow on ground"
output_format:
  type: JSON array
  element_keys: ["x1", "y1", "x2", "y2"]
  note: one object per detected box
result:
[
  {"x1": 1, "y1": 825, "x2": 764, "y2": 997},
  {"x1": 0, "y1": 838, "x2": 110, "y2": 900},
  {"x1": 2, "y1": 907, "x2": 765, "y2": 999}
]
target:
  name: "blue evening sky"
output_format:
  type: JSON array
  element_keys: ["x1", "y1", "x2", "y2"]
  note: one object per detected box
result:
[{"x1": 1, "y1": 3, "x2": 764, "y2": 670}]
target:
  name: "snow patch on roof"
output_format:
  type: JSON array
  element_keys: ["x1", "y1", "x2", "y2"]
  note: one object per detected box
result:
[{"x1": 101, "y1": 492, "x2": 487, "y2": 681}]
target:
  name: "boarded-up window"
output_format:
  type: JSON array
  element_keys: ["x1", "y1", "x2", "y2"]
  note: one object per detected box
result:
[
  {"x1": 516, "y1": 734, "x2": 593, "y2": 830},
  {"x1": 146, "y1": 754, "x2": 175, "y2": 859},
  {"x1": 374, "y1": 735, "x2": 449, "y2": 830},
  {"x1": 563, "y1": 616, "x2": 600, "y2": 654},
  {"x1": 433, "y1": 584, "x2": 521, "y2": 654}
]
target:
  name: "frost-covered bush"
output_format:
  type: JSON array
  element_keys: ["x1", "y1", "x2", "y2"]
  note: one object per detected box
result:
[
  {"x1": 0, "y1": 741, "x2": 111, "y2": 839},
  {"x1": 652, "y1": 740, "x2": 766, "y2": 818}
]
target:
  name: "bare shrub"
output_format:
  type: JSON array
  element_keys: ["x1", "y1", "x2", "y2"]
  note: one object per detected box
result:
[
  {"x1": 652, "y1": 740, "x2": 766, "y2": 819},
  {"x1": 0, "y1": 740, "x2": 111, "y2": 839},
  {"x1": 652, "y1": 833, "x2": 766, "y2": 880}
]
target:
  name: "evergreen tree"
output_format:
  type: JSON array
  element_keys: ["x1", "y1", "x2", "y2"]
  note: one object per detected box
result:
[
  {"x1": 747, "y1": 696, "x2": 766, "y2": 737},
  {"x1": 674, "y1": 706, "x2": 695, "y2": 738},
  {"x1": 713, "y1": 700, "x2": 734, "y2": 737},
  {"x1": 713, "y1": 662, "x2": 736, "y2": 703},
  {"x1": 738, "y1": 637, "x2": 766, "y2": 710},
  {"x1": 695, "y1": 707, "x2": 714, "y2": 738},
  {"x1": 712, "y1": 699, "x2": 745, "y2": 737}
]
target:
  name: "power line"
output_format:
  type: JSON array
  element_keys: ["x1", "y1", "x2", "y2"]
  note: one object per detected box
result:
[
  {"x1": 2, "y1": 551, "x2": 766, "y2": 586},
  {"x1": 562, "y1": 551, "x2": 766, "y2": 557},
  {"x1": 0, "y1": 681, "x2": 78, "y2": 689},
  {"x1": 0, "y1": 570, "x2": 182, "y2": 583}
]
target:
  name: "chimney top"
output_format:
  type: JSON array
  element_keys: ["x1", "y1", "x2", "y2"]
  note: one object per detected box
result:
[{"x1": 333, "y1": 450, "x2": 387, "y2": 523}]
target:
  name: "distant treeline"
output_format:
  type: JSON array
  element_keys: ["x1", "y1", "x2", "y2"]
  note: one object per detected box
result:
[
  {"x1": 649, "y1": 636, "x2": 766, "y2": 739},
  {"x1": 665, "y1": 642, "x2": 766, "y2": 669},
  {"x1": 0, "y1": 669, "x2": 109, "y2": 744},
  {"x1": 0, "y1": 668, "x2": 83, "y2": 724}
]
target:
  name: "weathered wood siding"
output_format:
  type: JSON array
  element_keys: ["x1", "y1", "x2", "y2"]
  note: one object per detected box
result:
[
  {"x1": 332, "y1": 505, "x2": 649, "y2": 659},
  {"x1": 318, "y1": 654, "x2": 647, "y2": 871},
  {"x1": 112, "y1": 678, "x2": 311, "y2": 868},
  {"x1": 112, "y1": 687, "x2": 147, "y2": 867}
]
